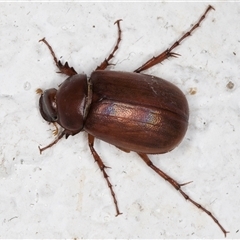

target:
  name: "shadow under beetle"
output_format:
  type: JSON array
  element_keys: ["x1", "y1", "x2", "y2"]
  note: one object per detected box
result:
[{"x1": 37, "y1": 5, "x2": 228, "y2": 236}]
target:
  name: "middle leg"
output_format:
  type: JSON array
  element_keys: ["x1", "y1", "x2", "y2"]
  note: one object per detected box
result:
[{"x1": 88, "y1": 134, "x2": 122, "y2": 216}]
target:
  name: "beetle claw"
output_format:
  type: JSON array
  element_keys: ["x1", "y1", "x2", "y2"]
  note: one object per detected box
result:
[
  {"x1": 115, "y1": 212, "x2": 123, "y2": 217},
  {"x1": 38, "y1": 146, "x2": 42, "y2": 154},
  {"x1": 114, "y1": 19, "x2": 123, "y2": 25}
]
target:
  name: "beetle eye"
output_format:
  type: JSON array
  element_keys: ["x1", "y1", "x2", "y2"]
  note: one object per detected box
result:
[{"x1": 39, "y1": 88, "x2": 58, "y2": 122}]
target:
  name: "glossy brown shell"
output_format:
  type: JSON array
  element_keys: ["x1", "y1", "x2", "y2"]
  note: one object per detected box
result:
[
  {"x1": 84, "y1": 71, "x2": 189, "y2": 154},
  {"x1": 56, "y1": 74, "x2": 88, "y2": 135}
]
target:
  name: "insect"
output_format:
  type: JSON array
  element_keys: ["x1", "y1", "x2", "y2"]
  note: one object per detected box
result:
[{"x1": 37, "y1": 5, "x2": 228, "y2": 236}]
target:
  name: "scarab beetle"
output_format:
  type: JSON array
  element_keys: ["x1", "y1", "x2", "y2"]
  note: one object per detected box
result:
[{"x1": 37, "y1": 5, "x2": 228, "y2": 236}]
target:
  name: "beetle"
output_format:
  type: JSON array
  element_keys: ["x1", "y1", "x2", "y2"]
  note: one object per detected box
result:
[{"x1": 37, "y1": 5, "x2": 228, "y2": 236}]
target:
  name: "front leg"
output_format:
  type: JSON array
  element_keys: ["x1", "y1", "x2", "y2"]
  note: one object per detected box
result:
[
  {"x1": 39, "y1": 38, "x2": 77, "y2": 76},
  {"x1": 88, "y1": 134, "x2": 122, "y2": 216}
]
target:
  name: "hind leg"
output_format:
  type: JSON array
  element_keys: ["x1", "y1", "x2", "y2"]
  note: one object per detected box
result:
[{"x1": 134, "y1": 5, "x2": 214, "y2": 73}]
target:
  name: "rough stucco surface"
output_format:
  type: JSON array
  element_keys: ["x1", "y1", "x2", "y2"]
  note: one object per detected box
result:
[{"x1": 0, "y1": 2, "x2": 239, "y2": 239}]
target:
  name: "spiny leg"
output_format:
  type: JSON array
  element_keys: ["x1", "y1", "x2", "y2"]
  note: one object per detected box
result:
[
  {"x1": 39, "y1": 38, "x2": 77, "y2": 76},
  {"x1": 134, "y1": 5, "x2": 214, "y2": 73},
  {"x1": 88, "y1": 134, "x2": 122, "y2": 216},
  {"x1": 96, "y1": 19, "x2": 122, "y2": 70},
  {"x1": 137, "y1": 153, "x2": 229, "y2": 237}
]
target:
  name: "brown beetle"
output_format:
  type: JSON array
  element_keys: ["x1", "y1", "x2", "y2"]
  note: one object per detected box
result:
[{"x1": 37, "y1": 6, "x2": 228, "y2": 236}]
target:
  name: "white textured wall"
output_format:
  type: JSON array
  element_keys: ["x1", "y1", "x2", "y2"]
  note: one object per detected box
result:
[{"x1": 0, "y1": 2, "x2": 239, "y2": 238}]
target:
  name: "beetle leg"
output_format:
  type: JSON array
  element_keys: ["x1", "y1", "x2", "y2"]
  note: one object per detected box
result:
[
  {"x1": 38, "y1": 130, "x2": 65, "y2": 154},
  {"x1": 137, "y1": 153, "x2": 228, "y2": 237},
  {"x1": 88, "y1": 134, "x2": 123, "y2": 216},
  {"x1": 134, "y1": 5, "x2": 214, "y2": 73},
  {"x1": 96, "y1": 19, "x2": 122, "y2": 70},
  {"x1": 39, "y1": 38, "x2": 77, "y2": 76}
]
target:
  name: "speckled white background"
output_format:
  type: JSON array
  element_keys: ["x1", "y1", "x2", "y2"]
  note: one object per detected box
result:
[{"x1": 0, "y1": 2, "x2": 239, "y2": 239}]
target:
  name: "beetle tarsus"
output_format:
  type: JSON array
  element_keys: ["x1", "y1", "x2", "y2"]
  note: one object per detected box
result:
[
  {"x1": 88, "y1": 134, "x2": 122, "y2": 216},
  {"x1": 134, "y1": 5, "x2": 214, "y2": 73},
  {"x1": 137, "y1": 152, "x2": 229, "y2": 237},
  {"x1": 96, "y1": 19, "x2": 122, "y2": 70}
]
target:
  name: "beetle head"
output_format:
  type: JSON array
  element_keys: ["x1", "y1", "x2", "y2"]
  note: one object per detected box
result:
[
  {"x1": 39, "y1": 88, "x2": 58, "y2": 123},
  {"x1": 38, "y1": 74, "x2": 88, "y2": 136}
]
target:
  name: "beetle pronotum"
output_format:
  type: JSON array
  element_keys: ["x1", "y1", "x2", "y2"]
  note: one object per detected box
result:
[{"x1": 37, "y1": 5, "x2": 228, "y2": 236}]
